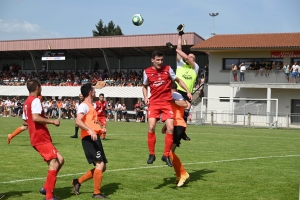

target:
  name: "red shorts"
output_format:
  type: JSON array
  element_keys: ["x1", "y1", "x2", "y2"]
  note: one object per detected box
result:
[
  {"x1": 34, "y1": 143, "x2": 58, "y2": 162},
  {"x1": 148, "y1": 101, "x2": 174, "y2": 122},
  {"x1": 98, "y1": 116, "x2": 106, "y2": 127}
]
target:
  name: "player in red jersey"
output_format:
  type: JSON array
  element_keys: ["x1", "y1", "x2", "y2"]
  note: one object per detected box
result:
[
  {"x1": 142, "y1": 51, "x2": 192, "y2": 167},
  {"x1": 23, "y1": 80, "x2": 64, "y2": 200},
  {"x1": 7, "y1": 95, "x2": 43, "y2": 144},
  {"x1": 95, "y1": 93, "x2": 107, "y2": 140}
]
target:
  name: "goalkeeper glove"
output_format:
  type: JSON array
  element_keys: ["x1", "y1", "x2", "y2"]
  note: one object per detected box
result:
[
  {"x1": 166, "y1": 42, "x2": 176, "y2": 51},
  {"x1": 177, "y1": 24, "x2": 185, "y2": 36}
]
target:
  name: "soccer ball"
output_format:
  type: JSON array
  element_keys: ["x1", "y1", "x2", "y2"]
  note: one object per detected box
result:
[{"x1": 132, "y1": 14, "x2": 144, "y2": 26}]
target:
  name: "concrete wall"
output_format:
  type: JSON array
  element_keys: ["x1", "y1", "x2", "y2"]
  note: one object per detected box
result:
[{"x1": 207, "y1": 84, "x2": 299, "y2": 115}]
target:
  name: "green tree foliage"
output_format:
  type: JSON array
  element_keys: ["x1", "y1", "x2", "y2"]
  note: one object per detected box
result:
[{"x1": 93, "y1": 19, "x2": 123, "y2": 36}]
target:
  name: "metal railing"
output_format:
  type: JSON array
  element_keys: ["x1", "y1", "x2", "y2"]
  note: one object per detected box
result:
[
  {"x1": 195, "y1": 111, "x2": 300, "y2": 129},
  {"x1": 228, "y1": 70, "x2": 296, "y2": 83}
]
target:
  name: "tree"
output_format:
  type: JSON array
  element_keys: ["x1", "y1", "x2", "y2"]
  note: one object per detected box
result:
[{"x1": 92, "y1": 19, "x2": 123, "y2": 36}]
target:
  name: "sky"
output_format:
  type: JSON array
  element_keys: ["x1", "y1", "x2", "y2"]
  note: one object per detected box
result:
[{"x1": 0, "y1": 0, "x2": 299, "y2": 41}]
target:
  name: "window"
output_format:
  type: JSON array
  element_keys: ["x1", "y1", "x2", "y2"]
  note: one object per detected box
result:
[
  {"x1": 223, "y1": 58, "x2": 284, "y2": 70},
  {"x1": 219, "y1": 97, "x2": 240, "y2": 102}
]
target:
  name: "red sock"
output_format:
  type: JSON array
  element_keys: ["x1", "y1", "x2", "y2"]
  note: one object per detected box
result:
[
  {"x1": 147, "y1": 132, "x2": 156, "y2": 155},
  {"x1": 45, "y1": 170, "x2": 58, "y2": 199},
  {"x1": 163, "y1": 133, "x2": 173, "y2": 157}
]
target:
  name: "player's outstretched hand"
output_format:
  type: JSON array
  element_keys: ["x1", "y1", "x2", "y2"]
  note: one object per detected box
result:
[
  {"x1": 53, "y1": 119, "x2": 60, "y2": 126},
  {"x1": 177, "y1": 24, "x2": 185, "y2": 35},
  {"x1": 166, "y1": 42, "x2": 176, "y2": 51}
]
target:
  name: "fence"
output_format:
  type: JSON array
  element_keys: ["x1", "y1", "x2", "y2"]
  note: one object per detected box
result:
[{"x1": 195, "y1": 111, "x2": 300, "y2": 129}]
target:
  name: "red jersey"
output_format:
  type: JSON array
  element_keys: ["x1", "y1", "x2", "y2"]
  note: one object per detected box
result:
[
  {"x1": 23, "y1": 95, "x2": 52, "y2": 146},
  {"x1": 95, "y1": 100, "x2": 107, "y2": 116},
  {"x1": 143, "y1": 65, "x2": 177, "y2": 103}
]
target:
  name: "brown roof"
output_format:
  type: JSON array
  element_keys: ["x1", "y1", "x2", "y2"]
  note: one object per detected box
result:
[
  {"x1": 0, "y1": 32, "x2": 205, "y2": 59},
  {"x1": 191, "y1": 32, "x2": 300, "y2": 51}
]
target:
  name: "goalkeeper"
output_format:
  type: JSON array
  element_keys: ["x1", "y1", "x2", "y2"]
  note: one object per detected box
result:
[{"x1": 166, "y1": 24, "x2": 200, "y2": 141}]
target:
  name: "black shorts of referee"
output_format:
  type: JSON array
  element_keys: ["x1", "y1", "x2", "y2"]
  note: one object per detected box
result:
[{"x1": 81, "y1": 135, "x2": 108, "y2": 165}]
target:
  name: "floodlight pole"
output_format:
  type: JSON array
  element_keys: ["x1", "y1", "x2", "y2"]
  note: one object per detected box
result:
[{"x1": 209, "y1": 13, "x2": 219, "y2": 35}]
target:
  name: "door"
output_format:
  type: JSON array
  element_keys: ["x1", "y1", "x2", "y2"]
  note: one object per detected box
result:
[{"x1": 291, "y1": 100, "x2": 300, "y2": 123}]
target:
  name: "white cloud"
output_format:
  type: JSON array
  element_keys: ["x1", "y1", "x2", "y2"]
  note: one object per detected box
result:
[{"x1": 0, "y1": 19, "x2": 63, "y2": 40}]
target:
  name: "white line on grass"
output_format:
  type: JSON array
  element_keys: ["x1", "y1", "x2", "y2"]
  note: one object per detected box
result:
[{"x1": 1, "y1": 154, "x2": 299, "y2": 184}]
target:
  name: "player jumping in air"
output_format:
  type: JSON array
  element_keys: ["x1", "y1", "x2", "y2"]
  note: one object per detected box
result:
[{"x1": 142, "y1": 51, "x2": 192, "y2": 167}]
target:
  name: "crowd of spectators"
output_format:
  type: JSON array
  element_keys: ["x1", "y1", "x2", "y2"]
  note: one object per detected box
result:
[
  {"x1": 0, "y1": 96, "x2": 146, "y2": 122},
  {"x1": 0, "y1": 63, "x2": 144, "y2": 87},
  {"x1": 231, "y1": 61, "x2": 300, "y2": 83}
]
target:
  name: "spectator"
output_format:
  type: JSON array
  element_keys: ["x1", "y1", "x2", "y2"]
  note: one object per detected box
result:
[
  {"x1": 106, "y1": 100, "x2": 112, "y2": 120},
  {"x1": 239, "y1": 63, "x2": 246, "y2": 82},
  {"x1": 291, "y1": 62, "x2": 298, "y2": 83},
  {"x1": 204, "y1": 65, "x2": 209, "y2": 82},
  {"x1": 281, "y1": 62, "x2": 290, "y2": 83},
  {"x1": 231, "y1": 64, "x2": 238, "y2": 82},
  {"x1": 115, "y1": 101, "x2": 122, "y2": 121},
  {"x1": 134, "y1": 101, "x2": 141, "y2": 122},
  {"x1": 121, "y1": 103, "x2": 127, "y2": 121}
]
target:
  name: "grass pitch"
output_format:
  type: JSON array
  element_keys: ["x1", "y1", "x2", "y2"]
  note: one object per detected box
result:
[{"x1": 0, "y1": 117, "x2": 299, "y2": 200}]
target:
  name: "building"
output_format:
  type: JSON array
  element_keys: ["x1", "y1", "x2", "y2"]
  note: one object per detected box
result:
[
  {"x1": 191, "y1": 32, "x2": 300, "y2": 126},
  {"x1": 0, "y1": 33, "x2": 208, "y2": 111}
]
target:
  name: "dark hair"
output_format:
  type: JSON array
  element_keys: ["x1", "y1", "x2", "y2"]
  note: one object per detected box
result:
[
  {"x1": 171, "y1": 81, "x2": 177, "y2": 90},
  {"x1": 99, "y1": 93, "x2": 104, "y2": 97},
  {"x1": 26, "y1": 79, "x2": 41, "y2": 93},
  {"x1": 80, "y1": 83, "x2": 93, "y2": 98},
  {"x1": 151, "y1": 51, "x2": 164, "y2": 59}
]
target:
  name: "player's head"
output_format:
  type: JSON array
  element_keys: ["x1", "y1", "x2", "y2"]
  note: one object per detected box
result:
[
  {"x1": 79, "y1": 93, "x2": 84, "y2": 101},
  {"x1": 151, "y1": 51, "x2": 164, "y2": 69},
  {"x1": 81, "y1": 83, "x2": 95, "y2": 98},
  {"x1": 187, "y1": 53, "x2": 195, "y2": 64},
  {"x1": 99, "y1": 93, "x2": 104, "y2": 101},
  {"x1": 171, "y1": 81, "x2": 178, "y2": 91},
  {"x1": 26, "y1": 79, "x2": 42, "y2": 96}
]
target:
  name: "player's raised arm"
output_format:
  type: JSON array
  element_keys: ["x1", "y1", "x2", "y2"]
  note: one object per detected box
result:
[{"x1": 176, "y1": 24, "x2": 185, "y2": 62}]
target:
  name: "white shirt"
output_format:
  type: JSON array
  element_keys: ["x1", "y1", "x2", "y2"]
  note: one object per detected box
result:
[
  {"x1": 78, "y1": 102, "x2": 90, "y2": 115},
  {"x1": 22, "y1": 98, "x2": 42, "y2": 120},
  {"x1": 292, "y1": 65, "x2": 298, "y2": 72},
  {"x1": 4, "y1": 99, "x2": 11, "y2": 107},
  {"x1": 240, "y1": 65, "x2": 246, "y2": 72},
  {"x1": 117, "y1": 104, "x2": 122, "y2": 111}
]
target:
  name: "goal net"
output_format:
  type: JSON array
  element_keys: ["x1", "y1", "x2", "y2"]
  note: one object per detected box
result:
[{"x1": 197, "y1": 97, "x2": 278, "y2": 128}]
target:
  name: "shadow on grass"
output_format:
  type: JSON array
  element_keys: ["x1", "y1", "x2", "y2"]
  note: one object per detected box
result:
[
  {"x1": 101, "y1": 182, "x2": 121, "y2": 196},
  {"x1": 154, "y1": 168, "x2": 216, "y2": 189},
  {"x1": 2, "y1": 190, "x2": 31, "y2": 199},
  {"x1": 53, "y1": 182, "x2": 121, "y2": 199},
  {"x1": 54, "y1": 186, "x2": 74, "y2": 199}
]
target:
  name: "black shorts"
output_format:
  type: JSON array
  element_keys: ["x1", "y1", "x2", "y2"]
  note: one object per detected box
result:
[
  {"x1": 81, "y1": 135, "x2": 108, "y2": 165},
  {"x1": 173, "y1": 126, "x2": 185, "y2": 147}
]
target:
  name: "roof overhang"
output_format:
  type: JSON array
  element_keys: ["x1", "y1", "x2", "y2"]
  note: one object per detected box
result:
[{"x1": 0, "y1": 32, "x2": 206, "y2": 59}]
